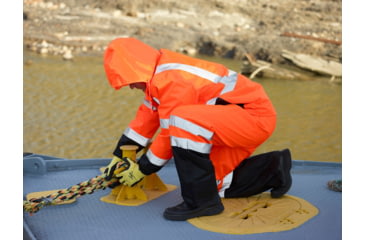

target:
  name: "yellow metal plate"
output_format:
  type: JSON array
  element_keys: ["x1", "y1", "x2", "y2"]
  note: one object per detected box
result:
[
  {"x1": 100, "y1": 184, "x2": 177, "y2": 206},
  {"x1": 188, "y1": 192, "x2": 319, "y2": 234}
]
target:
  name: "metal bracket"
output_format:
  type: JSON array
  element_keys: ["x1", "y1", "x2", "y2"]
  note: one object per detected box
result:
[{"x1": 23, "y1": 157, "x2": 47, "y2": 175}]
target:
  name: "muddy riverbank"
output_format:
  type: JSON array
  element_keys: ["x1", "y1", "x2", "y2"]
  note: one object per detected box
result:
[{"x1": 23, "y1": 0, "x2": 342, "y2": 66}]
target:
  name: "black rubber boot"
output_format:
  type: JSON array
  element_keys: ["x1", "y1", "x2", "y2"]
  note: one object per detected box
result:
[
  {"x1": 163, "y1": 147, "x2": 224, "y2": 221},
  {"x1": 163, "y1": 201, "x2": 224, "y2": 221},
  {"x1": 270, "y1": 149, "x2": 292, "y2": 198}
]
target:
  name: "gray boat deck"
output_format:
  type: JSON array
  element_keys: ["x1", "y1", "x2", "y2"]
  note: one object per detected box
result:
[{"x1": 23, "y1": 154, "x2": 342, "y2": 240}]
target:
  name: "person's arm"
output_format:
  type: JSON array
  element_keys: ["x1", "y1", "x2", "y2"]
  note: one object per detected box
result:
[
  {"x1": 138, "y1": 81, "x2": 199, "y2": 175},
  {"x1": 113, "y1": 98, "x2": 160, "y2": 158},
  {"x1": 105, "y1": 98, "x2": 159, "y2": 179}
]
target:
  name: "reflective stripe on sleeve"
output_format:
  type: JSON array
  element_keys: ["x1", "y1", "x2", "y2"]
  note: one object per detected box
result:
[
  {"x1": 171, "y1": 136, "x2": 212, "y2": 154},
  {"x1": 169, "y1": 115, "x2": 213, "y2": 140},
  {"x1": 143, "y1": 98, "x2": 157, "y2": 111},
  {"x1": 146, "y1": 150, "x2": 170, "y2": 166},
  {"x1": 152, "y1": 97, "x2": 160, "y2": 105},
  {"x1": 160, "y1": 118, "x2": 169, "y2": 129},
  {"x1": 124, "y1": 127, "x2": 150, "y2": 147}
]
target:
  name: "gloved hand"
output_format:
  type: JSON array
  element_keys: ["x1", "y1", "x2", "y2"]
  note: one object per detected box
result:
[
  {"x1": 115, "y1": 157, "x2": 146, "y2": 187},
  {"x1": 104, "y1": 156, "x2": 122, "y2": 181}
]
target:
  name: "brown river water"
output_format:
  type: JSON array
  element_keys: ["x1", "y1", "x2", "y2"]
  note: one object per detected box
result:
[{"x1": 23, "y1": 51, "x2": 341, "y2": 162}]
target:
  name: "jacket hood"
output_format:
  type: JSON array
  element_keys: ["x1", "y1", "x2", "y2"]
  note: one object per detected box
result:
[{"x1": 104, "y1": 38, "x2": 160, "y2": 90}]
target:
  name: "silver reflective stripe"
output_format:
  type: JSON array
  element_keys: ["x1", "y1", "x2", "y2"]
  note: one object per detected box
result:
[
  {"x1": 169, "y1": 115, "x2": 213, "y2": 140},
  {"x1": 206, "y1": 70, "x2": 238, "y2": 105},
  {"x1": 156, "y1": 63, "x2": 222, "y2": 83},
  {"x1": 219, "y1": 171, "x2": 233, "y2": 197},
  {"x1": 206, "y1": 97, "x2": 217, "y2": 105},
  {"x1": 146, "y1": 150, "x2": 170, "y2": 166},
  {"x1": 156, "y1": 63, "x2": 239, "y2": 105},
  {"x1": 160, "y1": 118, "x2": 169, "y2": 129},
  {"x1": 153, "y1": 97, "x2": 160, "y2": 105},
  {"x1": 124, "y1": 127, "x2": 150, "y2": 147},
  {"x1": 220, "y1": 72, "x2": 237, "y2": 94},
  {"x1": 228, "y1": 69, "x2": 236, "y2": 76},
  {"x1": 143, "y1": 99, "x2": 157, "y2": 111},
  {"x1": 171, "y1": 136, "x2": 212, "y2": 154}
]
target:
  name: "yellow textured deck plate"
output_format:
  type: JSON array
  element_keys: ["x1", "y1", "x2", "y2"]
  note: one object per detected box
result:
[
  {"x1": 188, "y1": 192, "x2": 319, "y2": 234},
  {"x1": 26, "y1": 189, "x2": 76, "y2": 205},
  {"x1": 100, "y1": 184, "x2": 177, "y2": 206}
]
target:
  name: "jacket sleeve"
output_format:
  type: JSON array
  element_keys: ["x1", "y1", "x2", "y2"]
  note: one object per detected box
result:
[
  {"x1": 113, "y1": 98, "x2": 160, "y2": 158},
  {"x1": 112, "y1": 134, "x2": 144, "y2": 158},
  {"x1": 138, "y1": 80, "x2": 199, "y2": 174}
]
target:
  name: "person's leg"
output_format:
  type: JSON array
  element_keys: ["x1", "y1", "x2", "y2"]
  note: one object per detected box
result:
[
  {"x1": 169, "y1": 104, "x2": 276, "y2": 184},
  {"x1": 164, "y1": 104, "x2": 275, "y2": 220},
  {"x1": 224, "y1": 149, "x2": 292, "y2": 198},
  {"x1": 163, "y1": 147, "x2": 224, "y2": 221}
]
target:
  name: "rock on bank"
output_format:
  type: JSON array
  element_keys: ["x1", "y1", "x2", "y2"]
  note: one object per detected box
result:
[{"x1": 23, "y1": 0, "x2": 342, "y2": 64}]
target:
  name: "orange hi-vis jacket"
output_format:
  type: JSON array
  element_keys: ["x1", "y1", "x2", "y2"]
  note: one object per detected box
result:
[{"x1": 104, "y1": 38, "x2": 276, "y2": 195}]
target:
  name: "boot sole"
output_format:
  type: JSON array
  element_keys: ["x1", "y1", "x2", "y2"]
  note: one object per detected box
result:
[{"x1": 163, "y1": 203, "x2": 224, "y2": 221}]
